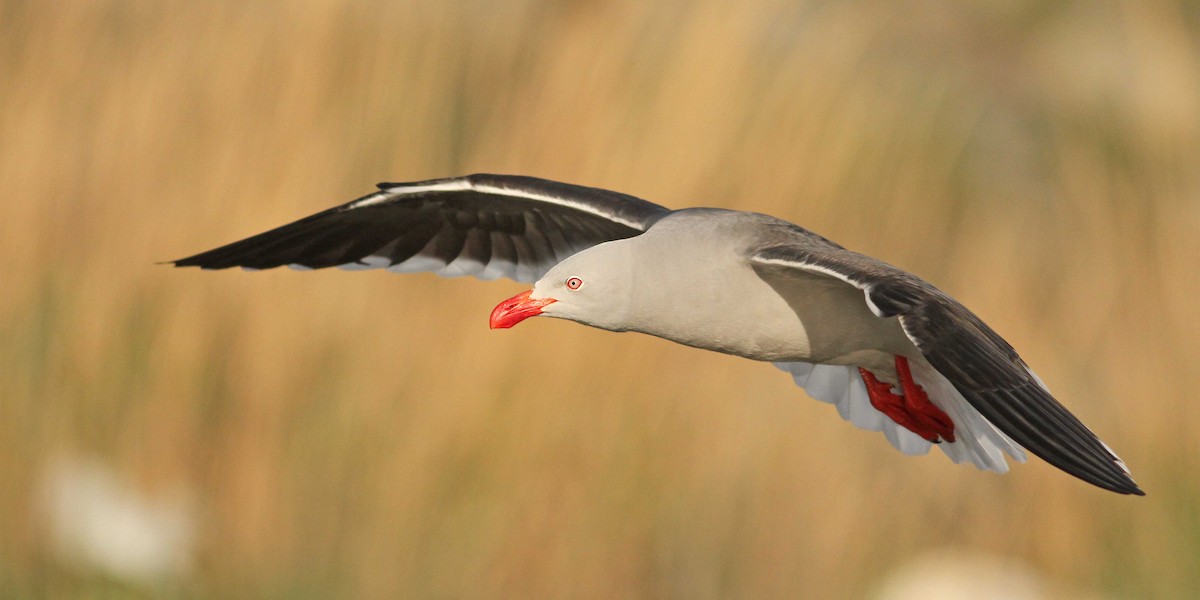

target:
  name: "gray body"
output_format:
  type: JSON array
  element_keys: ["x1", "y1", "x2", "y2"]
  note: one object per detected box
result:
[{"x1": 575, "y1": 210, "x2": 915, "y2": 370}]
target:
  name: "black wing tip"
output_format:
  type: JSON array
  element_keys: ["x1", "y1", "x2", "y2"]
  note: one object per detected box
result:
[
  {"x1": 1108, "y1": 469, "x2": 1145, "y2": 496},
  {"x1": 169, "y1": 249, "x2": 235, "y2": 269},
  {"x1": 1088, "y1": 466, "x2": 1144, "y2": 495},
  {"x1": 1100, "y1": 478, "x2": 1145, "y2": 496},
  {"x1": 169, "y1": 258, "x2": 236, "y2": 270},
  {"x1": 1038, "y1": 452, "x2": 1143, "y2": 496},
  {"x1": 170, "y1": 252, "x2": 316, "y2": 271},
  {"x1": 1031, "y1": 436, "x2": 1145, "y2": 496},
  {"x1": 169, "y1": 255, "x2": 209, "y2": 268},
  {"x1": 169, "y1": 250, "x2": 285, "y2": 271},
  {"x1": 1065, "y1": 454, "x2": 1145, "y2": 496}
]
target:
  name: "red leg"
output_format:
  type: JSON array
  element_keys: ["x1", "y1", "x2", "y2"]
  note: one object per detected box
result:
[
  {"x1": 858, "y1": 356, "x2": 956, "y2": 443},
  {"x1": 892, "y1": 356, "x2": 955, "y2": 442}
]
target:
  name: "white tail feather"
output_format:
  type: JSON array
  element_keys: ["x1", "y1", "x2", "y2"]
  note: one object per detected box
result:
[{"x1": 774, "y1": 360, "x2": 1027, "y2": 471}]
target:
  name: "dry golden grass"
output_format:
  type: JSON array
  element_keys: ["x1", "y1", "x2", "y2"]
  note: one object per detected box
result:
[{"x1": 2, "y1": 0, "x2": 1199, "y2": 597}]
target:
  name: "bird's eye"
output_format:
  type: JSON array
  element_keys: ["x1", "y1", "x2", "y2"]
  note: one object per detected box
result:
[{"x1": 565, "y1": 277, "x2": 583, "y2": 290}]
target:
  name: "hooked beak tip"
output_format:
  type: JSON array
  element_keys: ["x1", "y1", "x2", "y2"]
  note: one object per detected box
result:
[{"x1": 490, "y1": 290, "x2": 556, "y2": 329}]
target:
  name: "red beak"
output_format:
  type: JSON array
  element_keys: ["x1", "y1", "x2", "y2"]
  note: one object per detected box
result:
[{"x1": 490, "y1": 290, "x2": 556, "y2": 329}]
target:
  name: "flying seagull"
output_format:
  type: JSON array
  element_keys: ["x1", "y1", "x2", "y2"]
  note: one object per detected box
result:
[{"x1": 174, "y1": 174, "x2": 1142, "y2": 495}]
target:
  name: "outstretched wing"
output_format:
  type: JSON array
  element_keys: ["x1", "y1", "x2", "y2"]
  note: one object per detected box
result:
[
  {"x1": 173, "y1": 174, "x2": 671, "y2": 282},
  {"x1": 751, "y1": 243, "x2": 1142, "y2": 495}
]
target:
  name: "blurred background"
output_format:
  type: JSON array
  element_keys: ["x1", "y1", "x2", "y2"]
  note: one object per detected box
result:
[{"x1": 2, "y1": 0, "x2": 1198, "y2": 597}]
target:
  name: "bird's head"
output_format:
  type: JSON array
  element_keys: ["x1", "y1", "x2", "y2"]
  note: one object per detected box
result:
[{"x1": 489, "y1": 241, "x2": 633, "y2": 331}]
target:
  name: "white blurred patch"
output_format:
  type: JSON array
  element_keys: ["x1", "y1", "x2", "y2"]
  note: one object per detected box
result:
[
  {"x1": 37, "y1": 455, "x2": 197, "y2": 584},
  {"x1": 871, "y1": 551, "x2": 1051, "y2": 600}
]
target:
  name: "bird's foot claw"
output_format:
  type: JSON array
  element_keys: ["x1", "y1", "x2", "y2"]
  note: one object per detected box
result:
[{"x1": 859, "y1": 357, "x2": 956, "y2": 443}]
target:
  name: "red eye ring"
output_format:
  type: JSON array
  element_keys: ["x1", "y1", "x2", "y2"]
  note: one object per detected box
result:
[{"x1": 565, "y1": 277, "x2": 583, "y2": 290}]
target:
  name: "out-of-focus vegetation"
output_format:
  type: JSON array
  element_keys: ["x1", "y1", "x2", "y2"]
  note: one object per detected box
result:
[{"x1": 2, "y1": 0, "x2": 1198, "y2": 597}]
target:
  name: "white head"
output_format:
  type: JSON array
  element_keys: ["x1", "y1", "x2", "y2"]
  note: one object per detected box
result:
[{"x1": 489, "y1": 240, "x2": 634, "y2": 332}]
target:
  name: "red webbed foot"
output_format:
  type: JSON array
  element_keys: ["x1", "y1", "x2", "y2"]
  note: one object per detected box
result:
[{"x1": 858, "y1": 356, "x2": 956, "y2": 443}]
